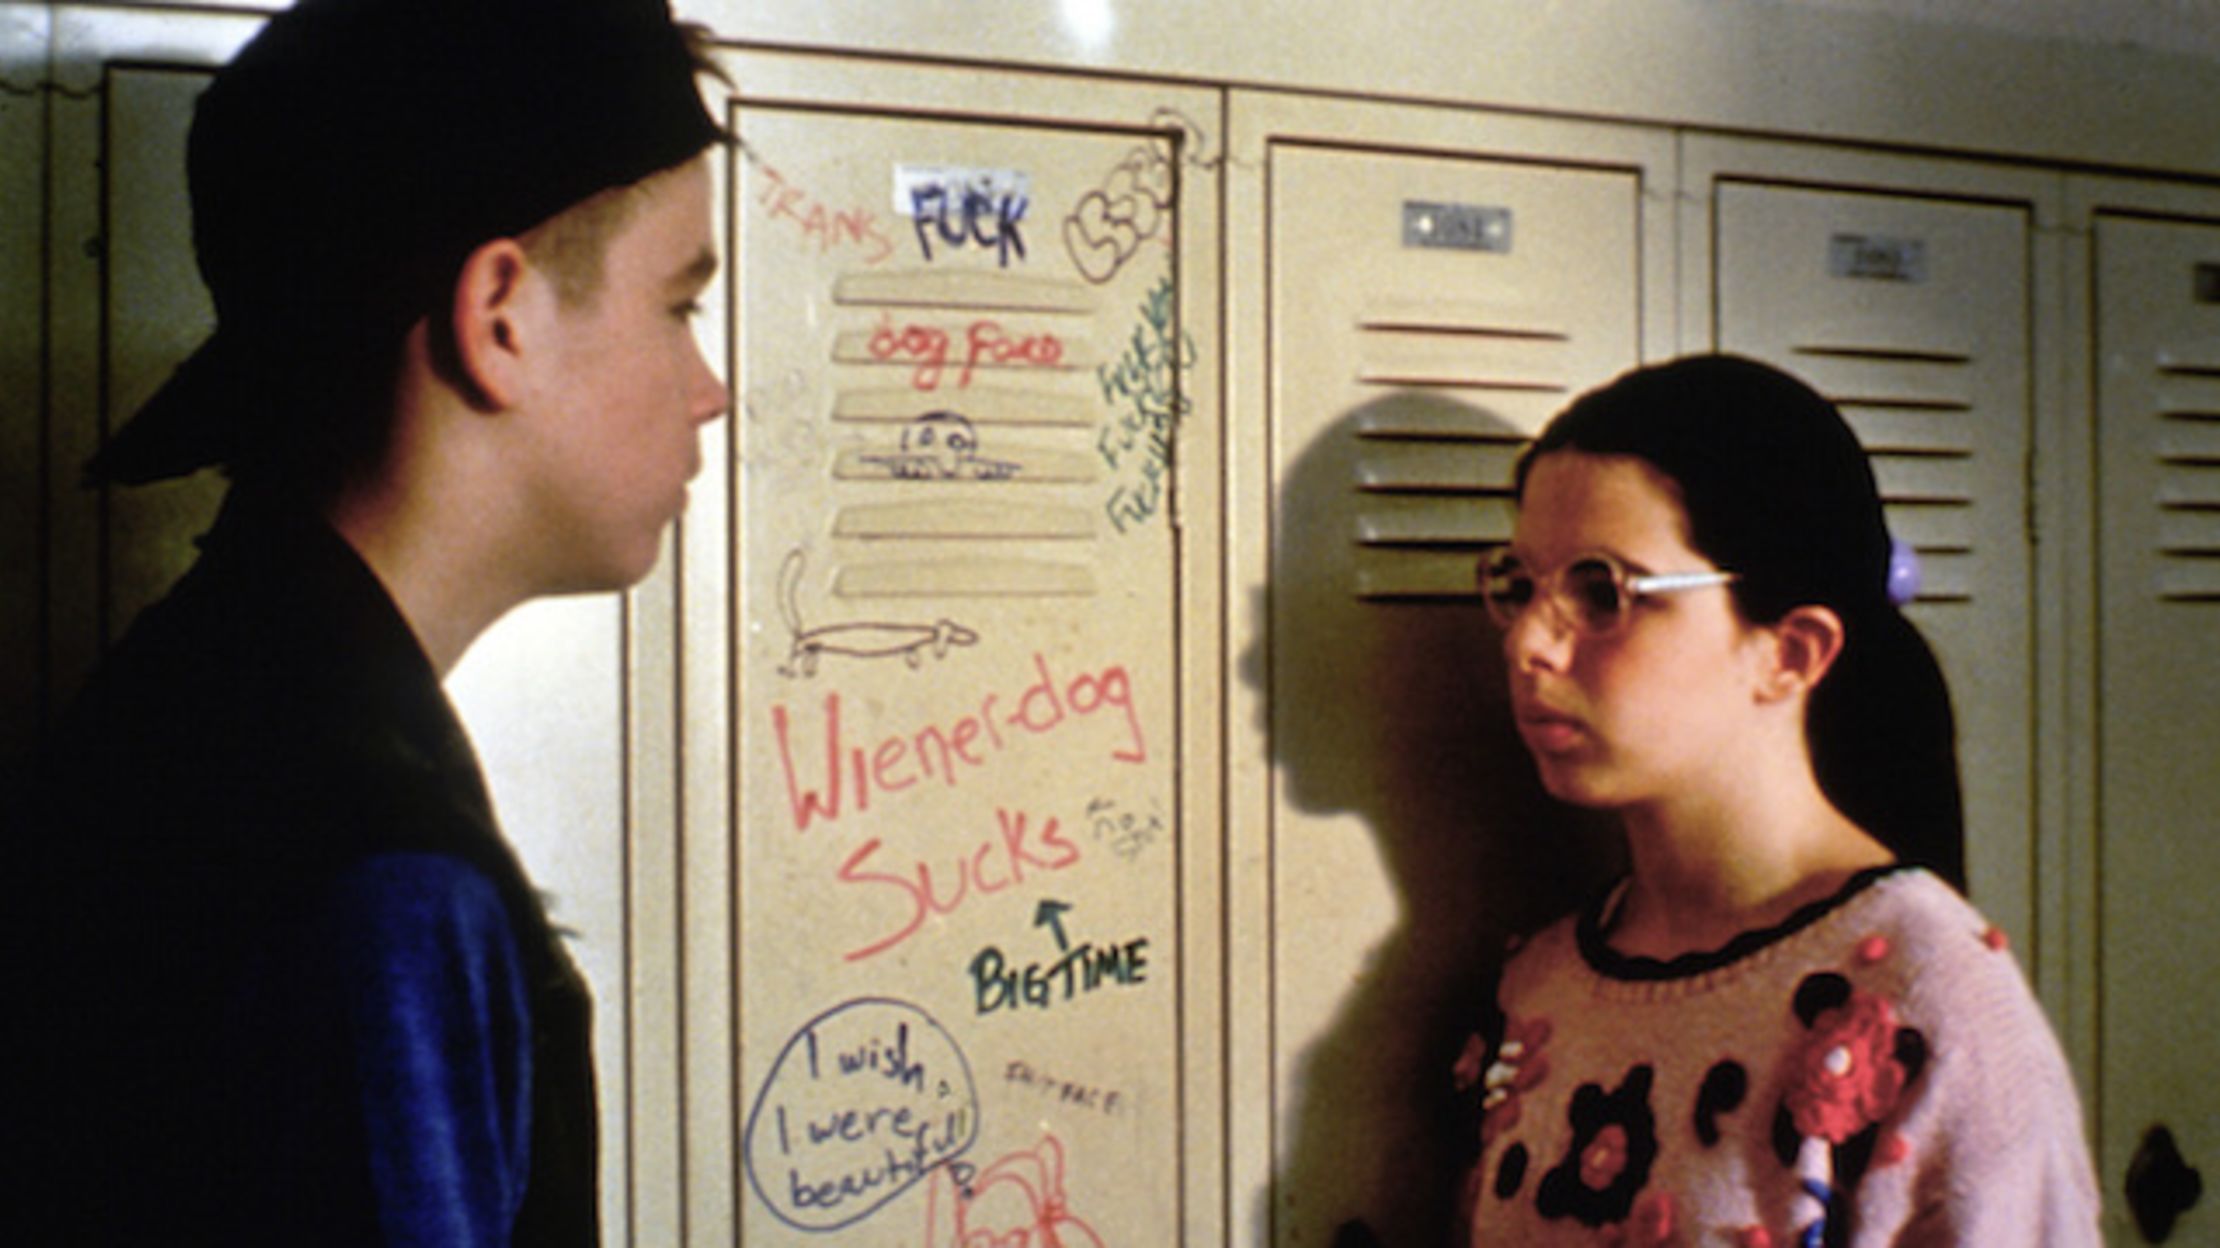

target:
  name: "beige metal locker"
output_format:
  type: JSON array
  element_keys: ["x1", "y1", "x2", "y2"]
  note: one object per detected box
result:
[
  {"x1": 2091, "y1": 209, "x2": 2220, "y2": 1248},
  {"x1": 1707, "y1": 175, "x2": 2041, "y2": 962},
  {"x1": 708, "y1": 51, "x2": 1222, "y2": 1246},
  {"x1": 1233, "y1": 93, "x2": 1673, "y2": 1248}
]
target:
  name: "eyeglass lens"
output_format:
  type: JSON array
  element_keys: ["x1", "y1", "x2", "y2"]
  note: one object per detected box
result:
[{"x1": 1480, "y1": 554, "x2": 1631, "y2": 635}]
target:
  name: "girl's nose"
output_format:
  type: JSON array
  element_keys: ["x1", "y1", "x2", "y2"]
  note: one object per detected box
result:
[{"x1": 1501, "y1": 595, "x2": 1575, "y2": 673}]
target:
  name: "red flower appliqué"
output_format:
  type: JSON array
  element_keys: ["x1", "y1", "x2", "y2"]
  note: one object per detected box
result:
[
  {"x1": 1785, "y1": 989, "x2": 1907, "y2": 1143},
  {"x1": 1580, "y1": 1124, "x2": 1629, "y2": 1189}
]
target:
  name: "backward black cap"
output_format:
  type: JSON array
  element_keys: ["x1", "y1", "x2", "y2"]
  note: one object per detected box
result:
[{"x1": 88, "y1": 0, "x2": 724, "y2": 486}]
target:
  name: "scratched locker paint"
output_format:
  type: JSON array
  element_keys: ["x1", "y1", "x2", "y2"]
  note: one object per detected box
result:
[{"x1": 731, "y1": 106, "x2": 1191, "y2": 1243}]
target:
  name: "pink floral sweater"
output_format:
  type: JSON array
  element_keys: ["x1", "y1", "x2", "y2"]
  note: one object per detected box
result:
[{"x1": 1461, "y1": 867, "x2": 2099, "y2": 1246}]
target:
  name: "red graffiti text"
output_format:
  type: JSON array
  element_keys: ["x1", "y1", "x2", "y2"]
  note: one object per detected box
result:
[
  {"x1": 755, "y1": 162, "x2": 896, "y2": 263},
  {"x1": 837, "y1": 809, "x2": 1080, "y2": 962},
  {"x1": 923, "y1": 1132, "x2": 1105, "y2": 1248},
  {"x1": 770, "y1": 652, "x2": 1147, "y2": 834},
  {"x1": 868, "y1": 315, "x2": 1066, "y2": 391}
]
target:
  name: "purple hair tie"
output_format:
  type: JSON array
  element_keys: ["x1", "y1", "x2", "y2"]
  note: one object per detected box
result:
[{"x1": 1886, "y1": 537, "x2": 1922, "y2": 606}]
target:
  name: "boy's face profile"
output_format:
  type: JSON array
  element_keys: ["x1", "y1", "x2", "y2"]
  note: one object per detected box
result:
[{"x1": 512, "y1": 154, "x2": 727, "y2": 593}]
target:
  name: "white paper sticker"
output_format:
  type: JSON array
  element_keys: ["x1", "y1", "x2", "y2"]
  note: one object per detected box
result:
[{"x1": 893, "y1": 165, "x2": 1033, "y2": 218}]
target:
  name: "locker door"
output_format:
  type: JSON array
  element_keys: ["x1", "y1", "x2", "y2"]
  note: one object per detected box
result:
[
  {"x1": 723, "y1": 85, "x2": 1213, "y2": 1245},
  {"x1": 1713, "y1": 183, "x2": 2036, "y2": 951},
  {"x1": 1265, "y1": 141, "x2": 1650, "y2": 1247},
  {"x1": 2092, "y1": 214, "x2": 2220, "y2": 1248}
]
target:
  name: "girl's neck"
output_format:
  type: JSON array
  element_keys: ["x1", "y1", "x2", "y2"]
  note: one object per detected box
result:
[{"x1": 1607, "y1": 775, "x2": 1894, "y2": 961}]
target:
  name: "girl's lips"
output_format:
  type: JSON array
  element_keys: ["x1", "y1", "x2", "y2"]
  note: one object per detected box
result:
[{"x1": 1516, "y1": 706, "x2": 1587, "y2": 753}]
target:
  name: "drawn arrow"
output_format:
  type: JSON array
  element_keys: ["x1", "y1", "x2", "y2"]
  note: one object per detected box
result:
[{"x1": 1034, "y1": 899, "x2": 1073, "y2": 952}]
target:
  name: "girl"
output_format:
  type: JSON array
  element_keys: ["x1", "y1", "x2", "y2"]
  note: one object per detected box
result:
[{"x1": 1459, "y1": 356, "x2": 2098, "y2": 1245}]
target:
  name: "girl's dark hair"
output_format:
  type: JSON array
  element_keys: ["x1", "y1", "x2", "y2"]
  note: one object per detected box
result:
[{"x1": 1514, "y1": 354, "x2": 1966, "y2": 888}]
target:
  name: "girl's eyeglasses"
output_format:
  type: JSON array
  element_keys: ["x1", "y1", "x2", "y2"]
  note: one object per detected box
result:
[{"x1": 1479, "y1": 549, "x2": 1738, "y2": 638}]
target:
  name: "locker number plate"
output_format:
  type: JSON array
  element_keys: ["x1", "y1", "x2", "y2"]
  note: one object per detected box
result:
[
  {"x1": 1404, "y1": 201, "x2": 1512, "y2": 253},
  {"x1": 1828, "y1": 233, "x2": 1928, "y2": 283}
]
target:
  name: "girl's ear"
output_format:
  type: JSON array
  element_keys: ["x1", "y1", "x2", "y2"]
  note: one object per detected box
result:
[
  {"x1": 1758, "y1": 604, "x2": 1847, "y2": 703},
  {"x1": 446, "y1": 237, "x2": 536, "y2": 410}
]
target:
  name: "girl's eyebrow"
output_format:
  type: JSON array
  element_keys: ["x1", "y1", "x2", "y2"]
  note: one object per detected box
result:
[{"x1": 1501, "y1": 544, "x2": 1653, "y2": 573}]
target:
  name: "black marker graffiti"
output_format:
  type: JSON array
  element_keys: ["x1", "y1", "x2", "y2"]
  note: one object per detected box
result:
[
  {"x1": 778, "y1": 549, "x2": 979, "y2": 678},
  {"x1": 860, "y1": 411, "x2": 1020, "y2": 481},
  {"x1": 1062, "y1": 107, "x2": 1215, "y2": 286},
  {"x1": 968, "y1": 898, "x2": 1151, "y2": 1016},
  {"x1": 910, "y1": 182, "x2": 1030, "y2": 268}
]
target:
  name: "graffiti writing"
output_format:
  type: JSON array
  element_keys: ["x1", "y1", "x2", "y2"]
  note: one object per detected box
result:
[
  {"x1": 752, "y1": 159, "x2": 897, "y2": 264},
  {"x1": 837, "y1": 809, "x2": 1081, "y2": 963},
  {"x1": 868, "y1": 314, "x2": 1067, "y2": 391},
  {"x1": 1004, "y1": 1060, "x2": 1127, "y2": 1116},
  {"x1": 1085, "y1": 796, "x2": 1164, "y2": 861},
  {"x1": 1065, "y1": 146, "x2": 1173, "y2": 286},
  {"x1": 969, "y1": 896, "x2": 1149, "y2": 1015},
  {"x1": 1097, "y1": 275, "x2": 1195, "y2": 534},
  {"x1": 860, "y1": 411, "x2": 1020, "y2": 481},
  {"x1": 970, "y1": 939, "x2": 1149, "y2": 1015},
  {"x1": 777, "y1": 548, "x2": 978, "y2": 679},
  {"x1": 923, "y1": 1133, "x2": 1106, "y2": 1248},
  {"x1": 909, "y1": 183, "x2": 1030, "y2": 268},
  {"x1": 771, "y1": 652, "x2": 1147, "y2": 833},
  {"x1": 743, "y1": 998, "x2": 979, "y2": 1233}
]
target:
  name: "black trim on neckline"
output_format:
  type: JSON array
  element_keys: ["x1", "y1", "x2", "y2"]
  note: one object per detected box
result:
[{"x1": 1575, "y1": 863, "x2": 1914, "y2": 982}]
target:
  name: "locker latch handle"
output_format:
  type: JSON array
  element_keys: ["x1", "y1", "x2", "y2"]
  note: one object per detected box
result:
[{"x1": 2129, "y1": 1123, "x2": 2204, "y2": 1243}]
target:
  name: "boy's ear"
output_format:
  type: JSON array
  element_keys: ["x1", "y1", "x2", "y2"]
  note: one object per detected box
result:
[
  {"x1": 446, "y1": 237, "x2": 537, "y2": 411},
  {"x1": 1758, "y1": 604, "x2": 1847, "y2": 703}
]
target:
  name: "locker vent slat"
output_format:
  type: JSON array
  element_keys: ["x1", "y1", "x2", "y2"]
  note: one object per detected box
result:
[
  {"x1": 833, "y1": 269, "x2": 1099, "y2": 314},
  {"x1": 834, "y1": 558, "x2": 1098, "y2": 598},
  {"x1": 1354, "y1": 443, "x2": 1520, "y2": 494},
  {"x1": 1344, "y1": 299, "x2": 1574, "y2": 599},
  {"x1": 1356, "y1": 298, "x2": 1570, "y2": 340},
  {"x1": 1792, "y1": 343, "x2": 1984, "y2": 608},
  {"x1": 831, "y1": 328, "x2": 1096, "y2": 374},
  {"x1": 1354, "y1": 551, "x2": 1487, "y2": 602},
  {"x1": 832, "y1": 500, "x2": 1094, "y2": 539},
  {"x1": 1794, "y1": 343, "x2": 1974, "y2": 366},
  {"x1": 2149, "y1": 364, "x2": 2220, "y2": 602},
  {"x1": 832, "y1": 387, "x2": 1098, "y2": 428},
  {"x1": 1354, "y1": 369, "x2": 1567, "y2": 393},
  {"x1": 831, "y1": 445, "x2": 1099, "y2": 484},
  {"x1": 1355, "y1": 499, "x2": 1514, "y2": 547},
  {"x1": 1354, "y1": 406, "x2": 1532, "y2": 444}
]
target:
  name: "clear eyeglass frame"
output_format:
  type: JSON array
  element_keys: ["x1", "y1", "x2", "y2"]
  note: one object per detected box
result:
[{"x1": 1479, "y1": 548, "x2": 1739, "y2": 638}]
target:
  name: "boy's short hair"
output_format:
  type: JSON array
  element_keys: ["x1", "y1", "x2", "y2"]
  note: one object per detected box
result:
[{"x1": 88, "y1": 0, "x2": 728, "y2": 498}]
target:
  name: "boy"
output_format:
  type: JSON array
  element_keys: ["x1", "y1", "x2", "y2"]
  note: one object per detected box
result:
[{"x1": 21, "y1": 0, "x2": 728, "y2": 1241}]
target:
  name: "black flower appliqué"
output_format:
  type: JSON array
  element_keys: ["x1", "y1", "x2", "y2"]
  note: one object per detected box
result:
[{"x1": 1536, "y1": 1064, "x2": 1658, "y2": 1228}]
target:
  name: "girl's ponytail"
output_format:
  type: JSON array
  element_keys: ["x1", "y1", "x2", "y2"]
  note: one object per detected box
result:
[{"x1": 1807, "y1": 606, "x2": 1965, "y2": 887}]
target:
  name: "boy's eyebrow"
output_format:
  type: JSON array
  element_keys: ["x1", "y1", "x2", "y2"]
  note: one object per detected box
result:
[{"x1": 670, "y1": 246, "x2": 719, "y2": 289}]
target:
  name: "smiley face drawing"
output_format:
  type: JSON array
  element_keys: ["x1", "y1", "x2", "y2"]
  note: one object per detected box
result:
[{"x1": 864, "y1": 411, "x2": 1020, "y2": 481}]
